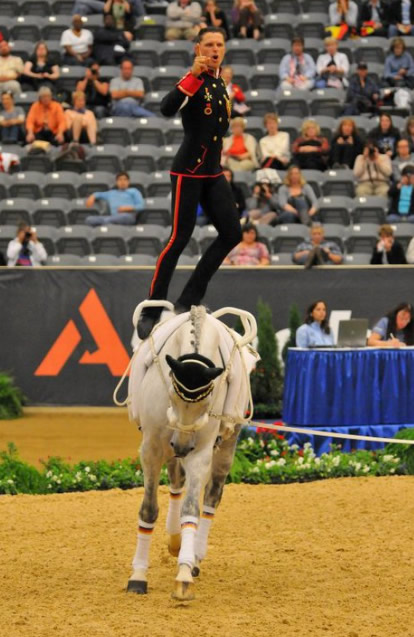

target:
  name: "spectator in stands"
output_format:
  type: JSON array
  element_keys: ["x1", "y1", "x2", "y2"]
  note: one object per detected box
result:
[
  {"x1": 22, "y1": 42, "x2": 60, "y2": 94},
  {"x1": 7, "y1": 222, "x2": 47, "y2": 267},
  {"x1": 25, "y1": 87, "x2": 67, "y2": 146},
  {"x1": 370, "y1": 223, "x2": 407, "y2": 264},
  {"x1": 392, "y1": 139, "x2": 414, "y2": 179},
  {"x1": 354, "y1": 141, "x2": 392, "y2": 196},
  {"x1": 387, "y1": 166, "x2": 414, "y2": 222},
  {"x1": 292, "y1": 224, "x2": 343, "y2": 267},
  {"x1": 222, "y1": 117, "x2": 259, "y2": 172},
  {"x1": 0, "y1": 92, "x2": 25, "y2": 144},
  {"x1": 406, "y1": 236, "x2": 414, "y2": 261},
  {"x1": 359, "y1": 0, "x2": 390, "y2": 37},
  {"x1": 77, "y1": 62, "x2": 110, "y2": 119},
  {"x1": 383, "y1": 37, "x2": 414, "y2": 89},
  {"x1": 296, "y1": 300, "x2": 334, "y2": 348},
  {"x1": 200, "y1": 0, "x2": 230, "y2": 40},
  {"x1": 223, "y1": 167, "x2": 246, "y2": 216},
  {"x1": 344, "y1": 62, "x2": 380, "y2": 115},
  {"x1": 223, "y1": 222, "x2": 270, "y2": 265},
  {"x1": 231, "y1": 0, "x2": 264, "y2": 40},
  {"x1": 93, "y1": 13, "x2": 132, "y2": 65},
  {"x1": 104, "y1": 0, "x2": 136, "y2": 33},
  {"x1": 388, "y1": 0, "x2": 414, "y2": 37},
  {"x1": 246, "y1": 180, "x2": 280, "y2": 225},
  {"x1": 60, "y1": 15, "x2": 94, "y2": 66},
  {"x1": 292, "y1": 120, "x2": 330, "y2": 172},
  {"x1": 329, "y1": 0, "x2": 359, "y2": 31},
  {"x1": 0, "y1": 41, "x2": 24, "y2": 96},
  {"x1": 315, "y1": 37, "x2": 350, "y2": 89},
  {"x1": 110, "y1": 58, "x2": 155, "y2": 117},
  {"x1": 330, "y1": 118, "x2": 363, "y2": 168},
  {"x1": 85, "y1": 171, "x2": 145, "y2": 225},
  {"x1": 221, "y1": 66, "x2": 250, "y2": 116},
  {"x1": 73, "y1": 0, "x2": 145, "y2": 16},
  {"x1": 277, "y1": 165, "x2": 319, "y2": 225},
  {"x1": 64, "y1": 90, "x2": 97, "y2": 145},
  {"x1": 165, "y1": 0, "x2": 202, "y2": 41},
  {"x1": 259, "y1": 113, "x2": 290, "y2": 171},
  {"x1": 279, "y1": 36, "x2": 316, "y2": 91},
  {"x1": 403, "y1": 115, "x2": 414, "y2": 151},
  {"x1": 367, "y1": 302, "x2": 414, "y2": 346},
  {"x1": 368, "y1": 113, "x2": 401, "y2": 157}
]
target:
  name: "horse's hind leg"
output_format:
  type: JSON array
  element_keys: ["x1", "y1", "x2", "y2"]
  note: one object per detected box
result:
[
  {"x1": 166, "y1": 457, "x2": 185, "y2": 557},
  {"x1": 127, "y1": 439, "x2": 163, "y2": 595}
]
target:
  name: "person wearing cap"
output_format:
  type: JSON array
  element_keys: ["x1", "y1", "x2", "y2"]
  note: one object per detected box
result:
[
  {"x1": 25, "y1": 86, "x2": 67, "y2": 145},
  {"x1": 387, "y1": 166, "x2": 414, "y2": 223},
  {"x1": 279, "y1": 36, "x2": 316, "y2": 91},
  {"x1": 392, "y1": 138, "x2": 414, "y2": 179},
  {"x1": 344, "y1": 61, "x2": 380, "y2": 115}
]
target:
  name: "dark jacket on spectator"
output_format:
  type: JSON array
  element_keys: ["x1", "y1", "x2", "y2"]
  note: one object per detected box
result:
[
  {"x1": 389, "y1": 0, "x2": 414, "y2": 24},
  {"x1": 345, "y1": 74, "x2": 380, "y2": 114},
  {"x1": 359, "y1": 0, "x2": 390, "y2": 29},
  {"x1": 368, "y1": 125, "x2": 401, "y2": 156},
  {"x1": 93, "y1": 25, "x2": 131, "y2": 65},
  {"x1": 370, "y1": 240, "x2": 407, "y2": 264}
]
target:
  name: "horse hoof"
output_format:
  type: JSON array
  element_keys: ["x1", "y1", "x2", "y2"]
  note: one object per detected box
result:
[
  {"x1": 168, "y1": 533, "x2": 181, "y2": 557},
  {"x1": 172, "y1": 581, "x2": 195, "y2": 601},
  {"x1": 126, "y1": 579, "x2": 148, "y2": 594}
]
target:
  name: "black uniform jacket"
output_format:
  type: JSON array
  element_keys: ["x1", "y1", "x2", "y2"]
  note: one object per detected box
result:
[{"x1": 160, "y1": 70, "x2": 231, "y2": 177}]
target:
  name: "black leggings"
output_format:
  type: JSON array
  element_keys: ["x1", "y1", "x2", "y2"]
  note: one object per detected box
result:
[{"x1": 149, "y1": 173, "x2": 242, "y2": 307}]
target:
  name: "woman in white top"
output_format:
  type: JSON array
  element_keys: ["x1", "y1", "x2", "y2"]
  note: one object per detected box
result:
[
  {"x1": 329, "y1": 0, "x2": 359, "y2": 28},
  {"x1": 315, "y1": 37, "x2": 350, "y2": 89},
  {"x1": 259, "y1": 113, "x2": 290, "y2": 171},
  {"x1": 296, "y1": 300, "x2": 335, "y2": 348}
]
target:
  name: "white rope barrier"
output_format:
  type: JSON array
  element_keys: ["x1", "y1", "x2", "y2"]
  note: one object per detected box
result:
[{"x1": 247, "y1": 420, "x2": 414, "y2": 446}]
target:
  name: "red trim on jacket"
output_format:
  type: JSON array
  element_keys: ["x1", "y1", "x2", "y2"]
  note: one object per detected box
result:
[
  {"x1": 170, "y1": 171, "x2": 224, "y2": 179},
  {"x1": 177, "y1": 72, "x2": 204, "y2": 97},
  {"x1": 186, "y1": 145, "x2": 208, "y2": 174}
]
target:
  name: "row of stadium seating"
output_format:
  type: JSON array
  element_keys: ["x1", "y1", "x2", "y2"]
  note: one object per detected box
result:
[{"x1": 1, "y1": 222, "x2": 413, "y2": 258}]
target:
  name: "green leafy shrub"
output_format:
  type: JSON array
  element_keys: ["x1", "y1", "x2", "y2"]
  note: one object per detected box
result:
[
  {"x1": 385, "y1": 427, "x2": 414, "y2": 474},
  {"x1": 0, "y1": 373, "x2": 24, "y2": 419}
]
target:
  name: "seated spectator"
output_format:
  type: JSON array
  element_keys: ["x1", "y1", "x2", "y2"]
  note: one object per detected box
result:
[
  {"x1": 223, "y1": 222, "x2": 270, "y2": 265},
  {"x1": 231, "y1": 0, "x2": 264, "y2": 40},
  {"x1": 0, "y1": 41, "x2": 24, "y2": 96},
  {"x1": 388, "y1": 0, "x2": 414, "y2": 37},
  {"x1": 77, "y1": 62, "x2": 110, "y2": 119},
  {"x1": 330, "y1": 118, "x2": 363, "y2": 168},
  {"x1": 64, "y1": 90, "x2": 97, "y2": 145},
  {"x1": 73, "y1": 0, "x2": 145, "y2": 16},
  {"x1": 165, "y1": 0, "x2": 202, "y2": 41},
  {"x1": 7, "y1": 222, "x2": 47, "y2": 267},
  {"x1": 26, "y1": 87, "x2": 67, "y2": 146},
  {"x1": 296, "y1": 300, "x2": 334, "y2": 348},
  {"x1": 387, "y1": 166, "x2": 414, "y2": 222},
  {"x1": 315, "y1": 37, "x2": 350, "y2": 89},
  {"x1": 104, "y1": 0, "x2": 136, "y2": 33},
  {"x1": 223, "y1": 167, "x2": 246, "y2": 216},
  {"x1": 392, "y1": 138, "x2": 414, "y2": 179},
  {"x1": 279, "y1": 36, "x2": 316, "y2": 91},
  {"x1": 259, "y1": 113, "x2": 290, "y2": 170},
  {"x1": 277, "y1": 165, "x2": 319, "y2": 225},
  {"x1": 93, "y1": 14, "x2": 132, "y2": 65},
  {"x1": 200, "y1": 0, "x2": 230, "y2": 40},
  {"x1": 0, "y1": 92, "x2": 25, "y2": 144},
  {"x1": 22, "y1": 42, "x2": 60, "y2": 94},
  {"x1": 403, "y1": 115, "x2": 414, "y2": 151},
  {"x1": 370, "y1": 223, "x2": 407, "y2": 264},
  {"x1": 222, "y1": 117, "x2": 259, "y2": 172},
  {"x1": 359, "y1": 0, "x2": 390, "y2": 37},
  {"x1": 60, "y1": 15, "x2": 94, "y2": 66},
  {"x1": 291, "y1": 120, "x2": 330, "y2": 172},
  {"x1": 246, "y1": 180, "x2": 280, "y2": 225},
  {"x1": 367, "y1": 302, "x2": 414, "y2": 346},
  {"x1": 292, "y1": 224, "x2": 343, "y2": 266},
  {"x1": 344, "y1": 62, "x2": 380, "y2": 115},
  {"x1": 384, "y1": 37, "x2": 414, "y2": 88},
  {"x1": 110, "y1": 58, "x2": 155, "y2": 117},
  {"x1": 368, "y1": 113, "x2": 401, "y2": 157},
  {"x1": 85, "y1": 171, "x2": 144, "y2": 225},
  {"x1": 354, "y1": 141, "x2": 392, "y2": 196},
  {"x1": 221, "y1": 66, "x2": 250, "y2": 116},
  {"x1": 329, "y1": 0, "x2": 359, "y2": 32}
]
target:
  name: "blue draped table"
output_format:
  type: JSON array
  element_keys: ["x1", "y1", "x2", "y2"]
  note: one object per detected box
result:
[{"x1": 283, "y1": 348, "x2": 414, "y2": 427}]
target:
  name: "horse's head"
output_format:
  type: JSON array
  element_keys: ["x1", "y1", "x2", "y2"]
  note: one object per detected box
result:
[{"x1": 165, "y1": 353, "x2": 224, "y2": 457}]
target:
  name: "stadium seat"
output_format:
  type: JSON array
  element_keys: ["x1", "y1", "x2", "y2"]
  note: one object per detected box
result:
[
  {"x1": 147, "y1": 171, "x2": 171, "y2": 197},
  {"x1": 257, "y1": 38, "x2": 291, "y2": 65},
  {"x1": 86, "y1": 145, "x2": 126, "y2": 173},
  {"x1": 301, "y1": 169, "x2": 323, "y2": 197},
  {"x1": 127, "y1": 171, "x2": 151, "y2": 196},
  {"x1": 0, "y1": 174, "x2": 10, "y2": 200},
  {"x1": 77, "y1": 171, "x2": 113, "y2": 198},
  {"x1": 60, "y1": 65, "x2": 89, "y2": 93},
  {"x1": 233, "y1": 171, "x2": 256, "y2": 198},
  {"x1": 20, "y1": 151, "x2": 54, "y2": 174},
  {"x1": 256, "y1": 224, "x2": 277, "y2": 244},
  {"x1": 316, "y1": 197, "x2": 353, "y2": 226},
  {"x1": 164, "y1": 117, "x2": 184, "y2": 145},
  {"x1": 80, "y1": 254, "x2": 120, "y2": 266},
  {"x1": 321, "y1": 170, "x2": 355, "y2": 198},
  {"x1": 303, "y1": 38, "x2": 324, "y2": 62},
  {"x1": 32, "y1": 225, "x2": 57, "y2": 255},
  {"x1": 345, "y1": 224, "x2": 379, "y2": 254},
  {"x1": 151, "y1": 66, "x2": 184, "y2": 91},
  {"x1": 91, "y1": 226, "x2": 128, "y2": 257},
  {"x1": 41, "y1": 15, "x2": 69, "y2": 40},
  {"x1": 32, "y1": 198, "x2": 70, "y2": 227},
  {"x1": 272, "y1": 225, "x2": 309, "y2": 253},
  {"x1": 43, "y1": 172, "x2": 80, "y2": 199},
  {"x1": 271, "y1": 253, "x2": 299, "y2": 265},
  {"x1": 9, "y1": 40, "x2": 33, "y2": 63},
  {"x1": 250, "y1": 64, "x2": 279, "y2": 90},
  {"x1": 119, "y1": 254, "x2": 157, "y2": 265},
  {"x1": 244, "y1": 116, "x2": 266, "y2": 141},
  {"x1": 344, "y1": 253, "x2": 371, "y2": 265},
  {"x1": 9, "y1": 172, "x2": 45, "y2": 199},
  {"x1": 138, "y1": 197, "x2": 171, "y2": 226},
  {"x1": 311, "y1": 115, "x2": 336, "y2": 142},
  {"x1": 159, "y1": 41, "x2": 193, "y2": 67},
  {"x1": 277, "y1": 115, "x2": 303, "y2": 142},
  {"x1": 129, "y1": 40, "x2": 161, "y2": 67},
  {"x1": 319, "y1": 223, "x2": 348, "y2": 249},
  {"x1": 124, "y1": 144, "x2": 159, "y2": 173},
  {"x1": 310, "y1": 89, "x2": 346, "y2": 118},
  {"x1": 353, "y1": 37, "x2": 388, "y2": 64},
  {"x1": 391, "y1": 223, "x2": 414, "y2": 250},
  {"x1": 127, "y1": 224, "x2": 166, "y2": 256},
  {"x1": 198, "y1": 225, "x2": 219, "y2": 254},
  {"x1": 67, "y1": 199, "x2": 102, "y2": 225},
  {"x1": 224, "y1": 40, "x2": 257, "y2": 66},
  {"x1": 131, "y1": 117, "x2": 166, "y2": 146},
  {"x1": 99, "y1": 117, "x2": 133, "y2": 146},
  {"x1": 1, "y1": 1, "x2": 21, "y2": 16},
  {"x1": 177, "y1": 254, "x2": 199, "y2": 266},
  {"x1": 0, "y1": 198, "x2": 34, "y2": 226},
  {"x1": 0, "y1": 225, "x2": 17, "y2": 255},
  {"x1": 47, "y1": 254, "x2": 82, "y2": 265},
  {"x1": 230, "y1": 65, "x2": 252, "y2": 92},
  {"x1": 56, "y1": 226, "x2": 93, "y2": 256},
  {"x1": 80, "y1": 14, "x2": 104, "y2": 34},
  {"x1": 142, "y1": 91, "x2": 168, "y2": 117},
  {"x1": 245, "y1": 89, "x2": 276, "y2": 116},
  {"x1": 263, "y1": 14, "x2": 296, "y2": 39},
  {"x1": 268, "y1": 0, "x2": 301, "y2": 13},
  {"x1": 296, "y1": 13, "x2": 328, "y2": 39},
  {"x1": 14, "y1": 91, "x2": 39, "y2": 114},
  {"x1": 157, "y1": 145, "x2": 180, "y2": 171},
  {"x1": 352, "y1": 197, "x2": 387, "y2": 224},
  {"x1": 51, "y1": 0, "x2": 74, "y2": 14},
  {"x1": 135, "y1": 15, "x2": 166, "y2": 42},
  {"x1": 20, "y1": 1, "x2": 51, "y2": 16},
  {"x1": 301, "y1": 0, "x2": 330, "y2": 12},
  {"x1": 11, "y1": 16, "x2": 43, "y2": 41}
]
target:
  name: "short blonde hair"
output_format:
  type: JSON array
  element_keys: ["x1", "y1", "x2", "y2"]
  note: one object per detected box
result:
[
  {"x1": 72, "y1": 90, "x2": 85, "y2": 103},
  {"x1": 263, "y1": 112, "x2": 279, "y2": 126},
  {"x1": 230, "y1": 117, "x2": 246, "y2": 131},
  {"x1": 324, "y1": 36, "x2": 338, "y2": 46},
  {"x1": 301, "y1": 119, "x2": 320, "y2": 136}
]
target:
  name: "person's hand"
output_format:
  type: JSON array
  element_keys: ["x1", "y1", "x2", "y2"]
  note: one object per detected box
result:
[
  {"x1": 285, "y1": 76, "x2": 294, "y2": 84},
  {"x1": 26, "y1": 131, "x2": 35, "y2": 143},
  {"x1": 85, "y1": 194, "x2": 95, "y2": 208},
  {"x1": 191, "y1": 55, "x2": 209, "y2": 77},
  {"x1": 118, "y1": 206, "x2": 131, "y2": 212},
  {"x1": 376, "y1": 239, "x2": 385, "y2": 251},
  {"x1": 124, "y1": 31, "x2": 133, "y2": 41},
  {"x1": 337, "y1": 136, "x2": 344, "y2": 144},
  {"x1": 85, "y1": 68, "x2": 93, "y2": 81},
  {"x1": 17, "y1": 229, "x2": 26, "y2": 243},
  {"x1": 31, "y1": 230, "x2": 38, "y2": 243},
  {"x1": 372, "y1": 93, "x2": 379, "y2": 102},
  {"x1": 388, "y1": 337, "x2": 402, "y2": 348},
  {"x1": 308, "y1": 207, "x2": 317, "y2": 217},
  {"x1": 55, "y1": 132, "x2": 65, "y2": 144}
]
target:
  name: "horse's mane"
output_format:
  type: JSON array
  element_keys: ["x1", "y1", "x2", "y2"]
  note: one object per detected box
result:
[{"x1": 189, "y1": 306, "x2": 206, "y2": 354}]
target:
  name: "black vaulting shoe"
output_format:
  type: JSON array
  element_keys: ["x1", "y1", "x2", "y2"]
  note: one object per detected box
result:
[{"x1": 137, "y1": 306, "x2": 163, "y2": 340}]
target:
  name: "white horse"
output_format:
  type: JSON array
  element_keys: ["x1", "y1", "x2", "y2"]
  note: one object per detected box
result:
[{"x1": 123, "y1": 303, "x2": 257, "y2": 601}]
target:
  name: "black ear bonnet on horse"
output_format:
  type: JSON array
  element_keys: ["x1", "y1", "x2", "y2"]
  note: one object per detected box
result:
[{"x1": 165, "y1": 353, "x2": 224, "y2": 391}]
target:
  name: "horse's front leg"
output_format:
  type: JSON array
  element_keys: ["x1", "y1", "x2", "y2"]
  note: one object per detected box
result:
[
  {"x1": 127, "y1": 438, "x2": 163, "y2": 595},
  {"x1": 166, "y1": 457, "x2": 185, "y2": 557},
  {"x1": 172, "y1": 448, "x2": 212, "y2": 601}
]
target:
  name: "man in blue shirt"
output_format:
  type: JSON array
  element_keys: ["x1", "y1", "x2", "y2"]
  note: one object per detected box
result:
[{"x1": 85, "y1": 171, "x2": 145, "y2": 225}]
